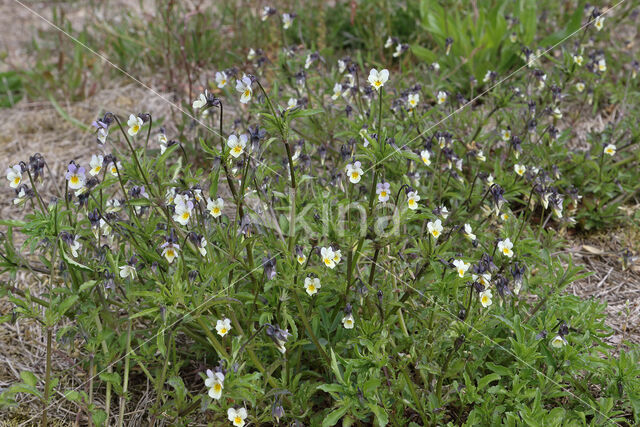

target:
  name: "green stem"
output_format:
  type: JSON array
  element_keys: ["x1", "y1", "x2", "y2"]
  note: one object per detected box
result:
[
  {"x1": 292, "y1": 290, "x2": 331, "y2": 366},
  {"x1": 41, "y1": 327, "x2": 52, "y2": 427},
  {"x1": 117, "y1": 319, "x2": 132, "y2": 427}
]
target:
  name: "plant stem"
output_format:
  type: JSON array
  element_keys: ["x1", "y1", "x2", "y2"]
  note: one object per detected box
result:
[
  {"x1": 117, "y1": 319, "x2": 132, "y2": 427},
  {"x1": 292, "y1": 290, "x2": 331, "y2": 366},
  {"x1": 41, "y1": 327, "x2": 52, "y2": 427}
]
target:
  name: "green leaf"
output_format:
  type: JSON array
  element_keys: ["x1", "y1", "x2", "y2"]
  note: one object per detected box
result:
[
  {"x1": 20, "y1": 371, "x2": 38, "y2": 387},
  {"x1": 367, "y1": 403, "x2": 389, "y2": 426},
  {"x1": 322, "y1": 405, "x2": 350, "y2": 427},
  {"x1": 58, "y1": 295, "x2": 79, "y2": 316}
]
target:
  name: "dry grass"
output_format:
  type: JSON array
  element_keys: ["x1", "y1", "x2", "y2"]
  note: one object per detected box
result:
[{"x1": 563, "y1": 208, "x2": 640, "y2": 348}]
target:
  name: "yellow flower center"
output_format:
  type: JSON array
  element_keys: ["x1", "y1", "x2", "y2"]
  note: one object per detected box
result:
[
  {"x1": 221, "y1": 79, "x2": 226, "y2": 85},
  {"x1": 70, "y1": 175, "x2": 79, "y2": 185},
  {"x1": 182, "y1": 212, "x2": 190, "y2": 220},
  {"x1": 308, "y1": 285, "x2": 315, "y2": 292},
  {"x1": 298, "y1": 256, "x2": 305, "y2": 262},
  {"x1": 167, "y1": 249, "x2": 174, "y2": 258},
  {"x1": 351, "y1": 172, "x2": 359, "y2": 180},
  {"x1": 13, "y1": 177, "x2": 20, "y2": 185},
  {"x1": 94, "y1": 166, "x2": 101, "y2": 173},
  {"x1": 132, "y1": 125, "x2": 140, "y2": 133},
  {"x1": 234, "y1": 417, "x2": 242, "y2": 425},
  {"x1": 432, "y1": 230, "x2": 440, "y2": 237},
  {"x1": 212, "y1": 207, "x2": 220, "y2": 215},
  {"x1": 458, "y1": 269, "x2": 464, "y2": 276},
  {"x1": 214, "y1": 383, "x2": 222, "y2": 392},
  {"x1": 244, "y1": 89, "x2": 251, "y2": 97},
  {"x1": 482, "y1": 295, "x2": 489, "y2": 304},
  {"x1": 234, "y1": 146, "x2": 242, "y2": 153},
  {"x1": 380, "y1": 191, "x2": 387, "y2": 197},
  {"x1": 409, "y1": 199, "x2": 415, "y2": 206},
  {"x1": 374, "y1": 80, "x2": 382, "y2": 87},
  {"x1": 503, "y1": 248, "x2": 510, "y2": 255},
  {"x1": 324, "y1": 258, "x2": 332, "y2": 265},
  {"x1": 220, "y1": 328, "x2": 227, "y2": 334}
]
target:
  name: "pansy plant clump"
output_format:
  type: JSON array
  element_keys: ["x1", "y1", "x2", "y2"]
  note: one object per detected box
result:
[{"x1": 2, "y1": 2, "x2": 640, "y2": 426}]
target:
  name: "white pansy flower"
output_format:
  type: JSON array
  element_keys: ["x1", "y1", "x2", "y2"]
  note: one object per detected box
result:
[
  {"x1": 235, "y1": 75, "x2": 253, "y2": 104},
  {"x1": 227, "y1": 407, "x2": 248, "y2": 427},
  {"x1": 604, "y1": 144, "x2": 616, "y2": 156},
  {"x1": 207, "y1": 197, "x2": 224, "y2": 218},
  {"x1": 227, "y1": 134, "x2": 248, "y2": 158},
  {"x1": 479, "y1": 289, "x2": 493, "y2": 308},
  {"x1": 368, "y1": 68, "x2": 389, "y2": 91},
  {"x1": 127, "y1": 114, "x2": 143, "y2": 136},
  {"x1": 89, "y1": 154, "x2": 103, "y2": 176},
  {"x1": 407, "y1": 93, "x2": 419, "y2": 109},
  {"x1": 216, "y1": 318, "x2": 232, "y2": 337},
  {"x1": 204, "y1": 370, "x2": 225, "y2": 400},
  {"x1": 497, "y1": 238, "x2": 514, "y2": 257},
  {"x1": 342, "y1": 313, "x2": 355, "y2": 329},
  {"x1": 427, "y1": 219, "x2": 443, "y2": 239},
  {"x1": 514, "y1": 164, "x2": 526, "y2": 176},
  {"x1": 6, "y1": 165, "x2": 22, "y2": 188},
  {"x1": 453, "y1": 259, "x2": 470, "y2": 277},
  {"x1": 304, "y1": 277, "x2": 321, "y2": 296},
  {"x1": 345, "y1": 161, "x2": 363, "y2": 184},
  {"x1": 407, "y1": 191, "x2": 420, "y2": 210},
  {"x1": 437, "y1": 91, "x2": 447, "y2": 104},
  {"x1": 216, "y1": 71, "x2": 228, "y2": 88},
  {"x1": 320, "y1": 247, "x2": 336, "y2": 269}
]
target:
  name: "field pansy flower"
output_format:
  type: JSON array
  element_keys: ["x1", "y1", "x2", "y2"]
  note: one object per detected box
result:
[
  {"x1": 66, "y1": 163, "x2": 86, "y2": 190},
  {"x1": 464, "y1": 223, "x2": 476, "y2": 241},
  {"x1": 127, "y1": 114, "x2": 144, "y2": 136},
  {"x1": 376, "y1": 182, "x2": 390, "y2": 203},
  {"x1": 345, "y1": 161, "x2": 363, "y2": 184},
  {"x1": 594, "y1": 15, "x2": 604, "y2": 31},
  {"x1": 227, "y1": 407, "x2": 248, "y2": 427},
  {"x1": 331, "y1": 83, "x2": 343, "y2": 100},
  {"x1": 161, "y1": 241, "x2": 179, "y2": 264},
  {"x1": 550, "y1": 335, "x2": 567, "y2": 348},
  {"x1": 407, "y1": 191, "x2": 420, "y2": 210},
  {"x1": 598, "y1": 58, "x2": 607, "y2": 72},
  {"x1": 407, "y1": 93, "x2": 419, "y2": 109},
  {"x1": 304, "y1": 277, "x2": 321, "y2": 296},
  {"x1": 437, "y1": 91, "x2": 447, "y2": 104},
  {"x1": 342, "y1": 313, "x2": 355, "y2": 329},
  {"x1": 89, "y1": 154, "x2": 103, "y2": 176},
  {"x1": 227, "y1": 134, "x2": 248, "y2": 158},
  {"x1": 216, "y1": 318, "x2": 232, "y2": 337},
  {"x1": 320, "y1": 246, "x2": 336, "y2": 269},
  {"x1": 6, "y1": 165, "x2": 22, "y2": 188},
  {"x1": 501, "y1": 128, "x2": 511, "y2": 141},
  {"x1": 514, "y1": 164, "x2": 526, "y2": 176},
  {"x1": 173, "y1": 197, "x2": 194, "y2": 225},
  {"x1": 575, "y1": 82, "x2": 585, "y2": 92},
  {"x1": 205, "y1": 370, "x2": 225, "y2": 400},
  {"x1": 604, "y1": 144, "x2": 616, "y2": 156},
  {"x1": 368, "y1": 68, "x2": 389, "y2": 90},
  {"x1": 236, "y1": 75, "x2": 253, "y2": 104},
  {"x1": 420, "y1": 149, "x2": 431, "y2": 166},
  {"x1": 498, "y1": 238, "x2": 514, "y2": 257},
  {"x1": 119, "y1": 264, "x2": 136, "y2": 279},
  {"x1": 216, "y1": 71, "x2": 228, "y2": 88},
  {"x1": 207, "y1": 197, "x2": 224, "y2": 218},
  {"x1": 573, "y1": 54, "x2": 583, "y2": 66},
  {"x1": 428, "y1": 219, "x2": 443, "y2": 239},
  {"x1": 287, "y1": 98, "x2": 298, "y2": 110},
  {"x1": 453, "y1": 259, "x2": 470, "y2": 277},
  {"x1": 282, "y1": 13, "x2": 294, "y2": 29},
  {"x1": 479, "y1": 289, "x2": 493, "y2": 308}
]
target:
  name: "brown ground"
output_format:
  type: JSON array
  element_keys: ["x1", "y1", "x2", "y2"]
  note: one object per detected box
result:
[{"x1": 0, "y1": 0, "x2": 639, "y2": 425}]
